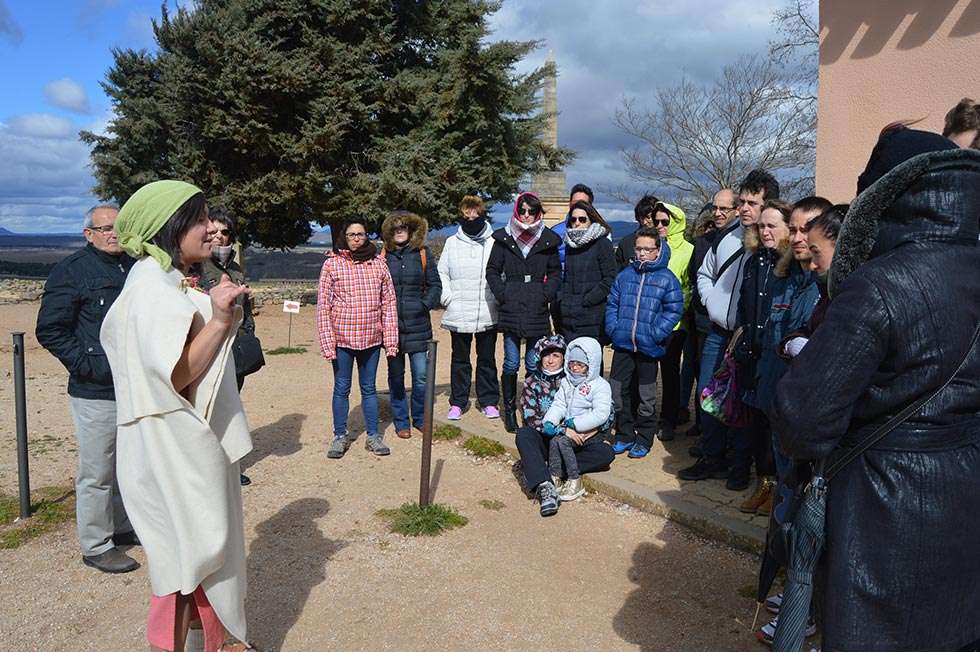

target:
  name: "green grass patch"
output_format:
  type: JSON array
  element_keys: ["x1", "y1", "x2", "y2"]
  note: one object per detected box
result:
[
  {"x1": 478, "y1": 499, "x2": 505, "y2": 511},
  {"x1": 266, "y1": 346, "x2": 307, "y2": 355},
  {"x1": 376, "y1": 502, "x2": 468, "y2": 537},
  {"x1": 462, "y1": 435, "x2": 505, "y2": 458},
  {"x1": 432, "y1": 424, "x2": 462, "y2": 441},
  {"x1": 0, "y1": 486, "x2": 76, "y2": 549}
]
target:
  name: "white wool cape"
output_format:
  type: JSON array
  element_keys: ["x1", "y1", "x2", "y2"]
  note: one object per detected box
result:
[{"x1": 100, "y1": 257, "x2": 253, "y2": 643}]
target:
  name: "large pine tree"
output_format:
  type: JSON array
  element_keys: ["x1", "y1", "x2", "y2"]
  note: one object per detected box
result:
[{"x1": 81, "y1": 0, "x2": 572, "y2": 248}]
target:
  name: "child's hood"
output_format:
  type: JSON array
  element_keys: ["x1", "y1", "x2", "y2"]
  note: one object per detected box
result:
[
  {"x1": 633, "y1": 240, "x2": 672, "y2": 273},
  {"x1": 564, "y1": 337, "x2": 603, "y2": 385}
]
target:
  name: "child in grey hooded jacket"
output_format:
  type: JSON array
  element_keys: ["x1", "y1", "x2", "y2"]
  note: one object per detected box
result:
[{"x1": 542, "y1": 337, "x2": 613, "y2": 501}]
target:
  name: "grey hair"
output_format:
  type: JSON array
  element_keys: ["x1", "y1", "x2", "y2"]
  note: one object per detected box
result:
[{"x1": 83, "y1": 203, "x2": 120, "y2": 228}]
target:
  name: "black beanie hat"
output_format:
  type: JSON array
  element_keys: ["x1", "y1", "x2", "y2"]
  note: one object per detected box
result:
[{"x1": 857, "y1": 127, "x2": 958, "y2": 195}]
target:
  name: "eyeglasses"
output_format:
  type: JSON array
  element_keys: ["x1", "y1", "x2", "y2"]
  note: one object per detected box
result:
[
  {"x1": 567, "y1": 215, "x2": 590, "y2": 226},
  {"x1": 346, "y1": 232, "x2": 367, "y2": 240},
  {"x1": 519, "y1": 207, "x2": 538, "y2": 216},
  {"x1": 653, "y1": 218, "x2": 671, "y2": 227},
  {"x1": 86, "y1": 225, "x2": 115, "y2": 234},
  {"x1": 711, "y1": 205, "x2": 736, "y2": 213},
  {"x1": 635, "y1": 246, "x2": 659, "y2": 254}
]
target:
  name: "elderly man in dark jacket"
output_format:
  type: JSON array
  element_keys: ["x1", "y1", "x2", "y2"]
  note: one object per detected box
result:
[
  {"x1": 36, "y1": 204, "x2": 138, "y2": 574},
  {"x1": 771, "y1": 128, "x2": 980, "y2": 651},
  {"x1": 382, "y1": 211, "x2": 442, "y2": 439}
]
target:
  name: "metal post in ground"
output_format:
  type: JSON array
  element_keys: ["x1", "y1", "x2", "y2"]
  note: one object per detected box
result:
[
  {"x1": 12, "y1": 332, "x2": 31, "y2": 520},
  {"x1": 419, "y1": 339, "x2": 438, "y2": 506}
]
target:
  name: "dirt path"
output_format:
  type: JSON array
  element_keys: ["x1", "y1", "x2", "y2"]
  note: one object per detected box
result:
[{"x1": 0, "y1": 303, "x2": 763, "y2": 650}]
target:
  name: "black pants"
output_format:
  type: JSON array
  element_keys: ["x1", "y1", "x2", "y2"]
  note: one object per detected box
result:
[
  {"x1": 609, "y1": 349, "x2": 660, "y2": 448},
  {"x1": 742, "y1": 406, "x2": 775, "y2": 476},
  {"x1": 515, "y1": 426, "x2": 615, "y2": 490},
  {"x1": 449, "y1": 330, "x2": 499, "y2": 409},
  {"x1": 657, "y1": 330, "x2": 687, "y2": 427}
]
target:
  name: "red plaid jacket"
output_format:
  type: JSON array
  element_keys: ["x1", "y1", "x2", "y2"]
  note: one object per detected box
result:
[{"x1": 316, "y1": 251, "x2": 399, "y2": 359}]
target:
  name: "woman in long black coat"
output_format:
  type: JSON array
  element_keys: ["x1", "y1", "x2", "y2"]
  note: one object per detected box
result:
[
  {"x1": 771, "y1": 128, "x2": 980, "y2": 651},
  {"x1": 556, "y1": 201, "x2": 617, "y2": 344}
]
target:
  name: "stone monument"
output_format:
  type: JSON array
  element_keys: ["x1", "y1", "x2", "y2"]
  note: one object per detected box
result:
[{"x1": 530, "y1": 52, "x2": 568, "y2": 226}]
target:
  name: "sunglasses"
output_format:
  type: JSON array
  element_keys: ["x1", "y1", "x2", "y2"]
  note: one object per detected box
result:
[
  {"x1": 86, "y1": 225, "x2": 115, "y2": 234},
  {"x1": 653, "y1": 218, "x2": 670, "y2": 227},
  {"x1": 519, "y1": 207, "x2": 538, "y2": 216},
  {"x1": 567, "y1": 215, "x2": 590, "y2": 226},
  {"x1": 212, "y1": 228, "x2": 231, "y2": 236}
]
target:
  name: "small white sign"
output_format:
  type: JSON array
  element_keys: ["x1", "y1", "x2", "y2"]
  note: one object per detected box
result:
[{"x1": 283, "y1": 300, "x2": 301, "y2": 314}]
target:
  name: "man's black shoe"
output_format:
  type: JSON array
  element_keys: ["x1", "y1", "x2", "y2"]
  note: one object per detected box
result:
[
  {"x1": 240, "y1": 473, "x2": 252, "y2": 486},
  {"x1": 677, "y1": 457, "x2": 728, "y2": 481},
  {"x1": 82, "y1": 548, "x2": 140, "y2": 574},
  {"x1": 112, "y1": 530, "x2": 141, "y2": 547},
  {"x1": 726, "y1": 466, "x2": 752, "y2": 492}
]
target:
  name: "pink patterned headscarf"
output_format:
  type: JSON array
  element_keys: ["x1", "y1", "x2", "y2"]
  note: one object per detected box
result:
[{"x1": 508, "y1": 191, "x2": 545, "y2": 257}]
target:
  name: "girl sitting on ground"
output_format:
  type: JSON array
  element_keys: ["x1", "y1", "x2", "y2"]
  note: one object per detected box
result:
[{"x1": 541, "y1": 337, "x2": 614, "y2": 503}]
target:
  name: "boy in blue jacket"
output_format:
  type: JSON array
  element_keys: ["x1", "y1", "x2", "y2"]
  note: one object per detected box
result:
[{"x1": 605, "y1": 227, "x2": 684, "y2": 458}]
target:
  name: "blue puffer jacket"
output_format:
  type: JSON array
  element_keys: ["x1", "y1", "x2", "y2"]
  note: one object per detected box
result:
[{"x1": 604, "y1": 243, "x2": 684, "y2": 358}]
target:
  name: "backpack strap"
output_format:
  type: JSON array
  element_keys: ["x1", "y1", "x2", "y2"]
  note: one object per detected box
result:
[
  {"x1": 716, "y1": 246, "x2": 745, "y2": 281},
  {"x1": 825, "y1": 321, "x2": 980, "y2": 480}
]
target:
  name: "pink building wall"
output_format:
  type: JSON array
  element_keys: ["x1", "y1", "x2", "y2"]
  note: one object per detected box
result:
[{"x1": 817, "y1": 1, "x2": 980, "y2": 202}]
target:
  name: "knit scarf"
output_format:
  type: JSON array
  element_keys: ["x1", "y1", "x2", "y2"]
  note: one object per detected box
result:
[
  {"x1": 565, "y1": 222, "x2": 607, "y2": 249},
  {"x1": 508, "y1": 216, "x2": 544, "y2": 258},
  {"x1": 349, "y1": 239, "x2": 378, "y2": 263}
]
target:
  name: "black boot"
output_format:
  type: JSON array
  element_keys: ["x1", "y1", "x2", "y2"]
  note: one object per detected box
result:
[{"x1": 501, "y1": 372, "x2": 518, "y2": 433}]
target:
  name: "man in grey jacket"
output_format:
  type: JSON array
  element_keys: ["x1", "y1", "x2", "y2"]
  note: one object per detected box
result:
[
  {"x1": 678, "y1": 170, "x2": 779, "y2": 489},
  {"x1": 36, "y1": 204, "x2": 138, "y2": 573}
]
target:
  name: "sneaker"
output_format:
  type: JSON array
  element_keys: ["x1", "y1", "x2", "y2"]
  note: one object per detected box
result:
[
  {"x1": 726, "y1": 465, "x2": 751, "y2": 491},
  {"x1": 482, "y1": 405, "x2": 500, "y2": 419},
  {"x1": 765, "y1": 593, "x2": 782, "y2": 615},
  {"x1": 327, "y1": 436, "x2": 350, "y2": 459},
  {"x1": 677, "y1": 457, "x2": 728, "y2": 481},
  {"x1": 627, "y1": 444, "x2": 650, "y2": 459},
  {"x1": 756, "y1": 616, "x2": 817, "y2": 645},
  {"x1": 447, "y1": 406, "x2": 463, "y2": 420},
  {"x1": 558, "y1": 477, "x2": 585, "y2": 501},
  {"x1": 611, "y1": 440, "x2": 634, "y2": 455},
  {"x1": 656, "y1": 423, "x2": 675, "y2": 442},
  {"x1": 364, "y1": 435, "x2": 390, "y2": 456},
  {"x1": 739, "y1": 477, "x2": 774, "y2": 513},
  {"x1": 537, "y1": 482, "x2": 559, "y2": 517},
  {"x1": 82, "y1": 548, "x2": 140, "y2": 574}
]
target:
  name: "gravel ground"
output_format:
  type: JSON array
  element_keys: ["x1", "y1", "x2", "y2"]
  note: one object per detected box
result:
[{"x1": 0, "y1": 302, "x2": 765, "y2": 651}]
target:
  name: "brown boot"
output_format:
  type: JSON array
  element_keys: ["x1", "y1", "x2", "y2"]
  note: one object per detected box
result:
[
  {"x1": 756, "y1": 485, "x2": 774, "y2": 516},
  {"x1": 739, "y1": 476, "x2": 774, "y2": 513}
]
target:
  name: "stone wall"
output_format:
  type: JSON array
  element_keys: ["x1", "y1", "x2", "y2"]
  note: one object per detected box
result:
[
  {"x1": 0, "y1": 279, "x2": 44, "y2": 304},
  {"x1": 249, "y1": 282, "x2": 319, "y2": 308}
]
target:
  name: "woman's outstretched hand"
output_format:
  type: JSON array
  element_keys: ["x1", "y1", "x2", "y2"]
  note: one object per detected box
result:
[{"x1": 210, "y1": 273, "x2": 250, "y2": 326}]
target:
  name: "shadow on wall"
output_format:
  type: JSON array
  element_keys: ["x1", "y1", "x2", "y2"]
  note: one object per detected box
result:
[
  {"x1": 245, "y1": 498, "x2": 346, "y2": 651},
  {"x1": 820, "y1": 0, "x2": 980, "y2": 65}
]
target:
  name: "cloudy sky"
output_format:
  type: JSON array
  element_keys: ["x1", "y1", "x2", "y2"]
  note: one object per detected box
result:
[{"x1": 0, "y1": 0, "x2": 785, "y2": 233}]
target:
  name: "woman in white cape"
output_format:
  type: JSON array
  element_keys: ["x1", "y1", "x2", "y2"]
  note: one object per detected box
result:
[{"x1": 100, "y1": 180, "x2": 254, "y2": 652}]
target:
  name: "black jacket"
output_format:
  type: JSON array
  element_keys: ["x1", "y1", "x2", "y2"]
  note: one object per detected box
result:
[
  {"x1": 771, "y1": 148, "x2": 980, "y2": 651},
  {"x1": 486, "y1": 226, "x2": 561, "y2": 338},
  {"x1": 688, "y1": 231, "x2": 717, "y2": 333},
  {"x1": 36, "y1": 244, "x2": 134, "y2": 400},
  {"x1": 382, "y1": 212, "x2": 442, "y2": 354},
  {"x1": 558, "y1": 235, "x2": 617, "y2": 342},
  {"x1": 734, "y1": 246, "x2": 781, "y2": 386}
]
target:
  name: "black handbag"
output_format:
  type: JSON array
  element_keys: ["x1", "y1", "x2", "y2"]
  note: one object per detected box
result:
[
  {"x1": 771, "y1": 321, "x2": 980, "y2": 567},
  {"x1": 233, "y1": 329, "x2": 265, "y2": 378}
]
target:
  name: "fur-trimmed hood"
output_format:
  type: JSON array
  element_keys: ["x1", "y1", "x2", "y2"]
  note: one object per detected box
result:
[
  {"x1": 830, "y1": 148, "x2": 980, "y2": 297},
  {"x1": 381, "y1": 212, "x2": 428, "y2": 251}
]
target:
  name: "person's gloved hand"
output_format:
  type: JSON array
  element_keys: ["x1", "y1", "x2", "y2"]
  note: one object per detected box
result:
[
  {"x1": 543, "y1": 421, "x2": 559, "y2": 437},
  {"x1": 784, "y1": 337, "x2": 809, "y2": 357},
  {"x1": 564, "y1": 418, "x2": 576, "y2": 431}
]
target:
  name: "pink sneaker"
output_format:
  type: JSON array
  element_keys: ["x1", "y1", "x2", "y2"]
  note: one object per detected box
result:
[
  {"x1": 447, "y1": 406, "x2": 463, "y2": 420},
  {"x1": 482, "y1": 406, "x2": 500, "y2": 419}
]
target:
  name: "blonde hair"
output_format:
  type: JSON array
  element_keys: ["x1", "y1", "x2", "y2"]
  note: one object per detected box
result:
[{"x1": 459, "y1": 195, "x2": 486, "y2": 216}]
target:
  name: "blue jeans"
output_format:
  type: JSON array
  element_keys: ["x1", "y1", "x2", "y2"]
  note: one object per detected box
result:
[
  {"x1": 698, "y1": 329, "x2": 730, "y2": 460},
  {"x1": 387, "y1": 350, "x2": 428, "y2": 431},
  {"x1": 502, "y1": 334, "x2": 537, "y2": 375},
  {"x1": 331, "y1": 346, "x2": 381, "y2": 438}
]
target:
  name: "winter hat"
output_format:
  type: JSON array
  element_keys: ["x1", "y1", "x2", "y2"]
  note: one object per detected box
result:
[
  {"x1": 566, "y1": 345, "x2": 589, "y2": 377},
  {"x1": 857, "y1": 127, "x2": 957, "y2": 194}
]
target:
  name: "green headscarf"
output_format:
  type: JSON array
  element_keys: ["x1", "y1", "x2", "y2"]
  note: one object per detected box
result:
[{"x1": 115, "y1": 180, "x2": 204, "y2": 271}]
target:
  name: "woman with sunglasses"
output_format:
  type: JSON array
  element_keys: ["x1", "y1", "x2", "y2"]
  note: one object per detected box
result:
[
  {"x1": 556, "y1": 201, "x2": 617, "y2": 348},
  {"x1": 486, "y1": 191, "x2": 562, "y2": 432}
]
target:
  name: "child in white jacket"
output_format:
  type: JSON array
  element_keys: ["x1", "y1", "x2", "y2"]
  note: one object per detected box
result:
[{"x1": 542, "y1": 337, "x2": 613, "y2": 501}]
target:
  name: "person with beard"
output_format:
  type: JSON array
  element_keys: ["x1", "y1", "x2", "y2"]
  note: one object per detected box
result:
[
  {"x1": 486, "y1": 191, "x2": 562, "y2": 433},
  {"x1": 772, "y1": 127, "x2": 980, "y2": 651},
  {"x1": 438, "y1": 196, "x2": 500, "y2": 421},
  {"x1": 317, "y1": 217, "x2": 399, "y2": 459}
]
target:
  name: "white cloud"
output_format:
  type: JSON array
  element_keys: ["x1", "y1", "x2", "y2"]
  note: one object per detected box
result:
[
  {"x1": 43, "y1": 78, "x2": 92, "y2": 114},
  {"x1": 5, "y1": 113, "x2": 76, "y2": 139}
]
